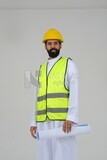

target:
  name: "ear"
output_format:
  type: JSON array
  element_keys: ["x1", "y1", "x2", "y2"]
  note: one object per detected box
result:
[
  {"x1": 60, "y1": 43, "x2": 62, "y2": 49},
  {"x1": 45, "y1": 44, "x2": 47, "y2": 50}
]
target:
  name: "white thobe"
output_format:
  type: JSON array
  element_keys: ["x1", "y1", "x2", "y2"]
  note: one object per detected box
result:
[{"x1": 30, "y1": 55, "x2": 79, "y2": 160}]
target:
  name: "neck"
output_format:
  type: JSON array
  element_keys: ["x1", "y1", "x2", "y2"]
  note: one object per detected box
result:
[{"x1": 48, "y1": 57, "x2": 53, "y2": 60}]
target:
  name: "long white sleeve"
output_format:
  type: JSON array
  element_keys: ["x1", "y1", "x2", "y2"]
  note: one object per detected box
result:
[
  {"x1": 30, "y1": 86, "x2": 38, "y2": 126},
  {"x1": 65, "y1": 60, "x2": 78, "y2": 124}
]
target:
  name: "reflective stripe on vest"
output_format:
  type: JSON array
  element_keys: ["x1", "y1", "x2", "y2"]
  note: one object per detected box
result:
[
  {"x1": 36, "y1": 57, "x2": 69, "y2": 122},
  {"x1": 37, "y1": 93, "x2": 69, "y2": 101}
]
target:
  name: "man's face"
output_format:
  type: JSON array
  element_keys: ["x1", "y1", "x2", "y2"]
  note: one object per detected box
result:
[{"x1": 45, "y1": 40, "x2": 62, "y2": 58}]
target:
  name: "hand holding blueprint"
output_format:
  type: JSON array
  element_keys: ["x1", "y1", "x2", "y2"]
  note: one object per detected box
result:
[{"x1": 36, "y1": 124, "x2": 91, "y2": 140}]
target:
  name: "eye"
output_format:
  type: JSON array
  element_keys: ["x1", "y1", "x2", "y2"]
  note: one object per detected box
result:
[
  {"x1": 54, "y1": 42, "x2": 59, "y2": 45},
  {"x1": 47, "y1": 42, "x2": 52, "y2": 45}
]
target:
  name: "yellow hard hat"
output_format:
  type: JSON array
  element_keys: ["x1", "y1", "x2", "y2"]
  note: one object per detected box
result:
[{"x1": 42, "y1": 28, "x2": 63, "y2": 43}]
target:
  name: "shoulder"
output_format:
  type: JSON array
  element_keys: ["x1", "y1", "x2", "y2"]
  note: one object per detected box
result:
[
  {"x1": 62, "y1": 57, "x2": 77, "y2": 69},
  {"x1": 66, "y1": 57, "x2": 78, "y2": 73},
  {"x1": 39, "y1": 61, "x2": 47, "y2": 69}
]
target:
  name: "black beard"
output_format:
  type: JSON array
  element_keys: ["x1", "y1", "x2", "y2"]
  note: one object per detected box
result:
[{"x1": 47, "y1": 48, "x2": 60, "y2": 58}]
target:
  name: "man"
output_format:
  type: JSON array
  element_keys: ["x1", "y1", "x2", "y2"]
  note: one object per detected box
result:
[{"x1": 30, "y1": 28, "x2": 78, "y2": 160}]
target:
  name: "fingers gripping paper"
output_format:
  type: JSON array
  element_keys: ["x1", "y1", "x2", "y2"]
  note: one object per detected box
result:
[{"x1": 36, "y1": 124, "x2": 91, "y2": 140}]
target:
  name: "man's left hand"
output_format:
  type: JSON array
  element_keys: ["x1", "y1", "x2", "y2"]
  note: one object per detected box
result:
[{"x1": 63, "y1": 120, "x2": 73, "y2": 133}]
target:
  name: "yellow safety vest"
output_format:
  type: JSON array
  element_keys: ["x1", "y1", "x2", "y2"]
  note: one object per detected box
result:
[{"x1": 36, "y1": 57, "x2": 70, "y2": 122}]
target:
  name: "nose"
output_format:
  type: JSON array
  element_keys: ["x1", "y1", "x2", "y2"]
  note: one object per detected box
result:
[{"x1": 51, "y1": 43, "x2": 55, "y2": 48}]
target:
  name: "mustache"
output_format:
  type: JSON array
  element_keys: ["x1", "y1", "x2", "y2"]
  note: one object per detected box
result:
[{"x1": 50, "y1": 48, "x2": 58, "y2": 52}]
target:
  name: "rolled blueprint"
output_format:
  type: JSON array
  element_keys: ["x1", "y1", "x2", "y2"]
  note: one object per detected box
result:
[{"x1": 36, "y1": 124, "x2": 91, "y2": 140}]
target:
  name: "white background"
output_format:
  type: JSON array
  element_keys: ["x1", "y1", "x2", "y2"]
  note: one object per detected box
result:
[{"x1": 0, "y1": 9, "x2": 107, "y2": 160}]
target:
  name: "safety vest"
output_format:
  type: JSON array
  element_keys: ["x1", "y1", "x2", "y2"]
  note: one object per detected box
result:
[{"x1": 36, "y1": 57, "x2": 70, "y2": 122}]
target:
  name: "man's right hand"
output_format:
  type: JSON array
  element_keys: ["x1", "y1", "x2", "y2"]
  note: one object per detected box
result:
[{"x1": 30, "y1": 126, "x2": 37, "y2": 139}]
